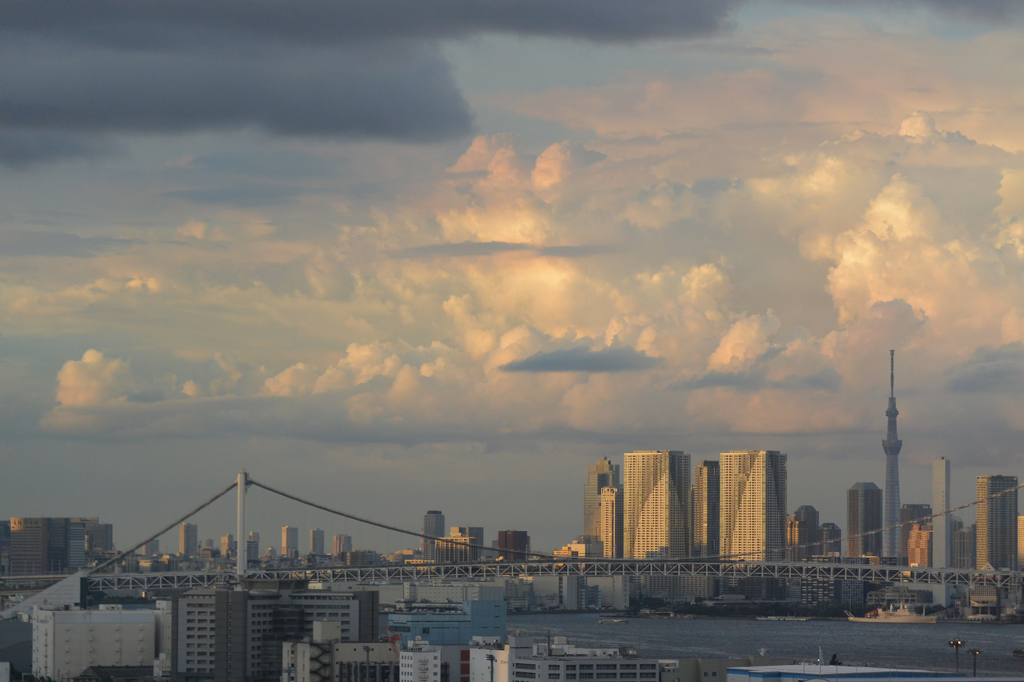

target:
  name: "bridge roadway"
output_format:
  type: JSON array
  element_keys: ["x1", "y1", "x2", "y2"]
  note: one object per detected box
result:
[{"x1": 5, "y1": 559, "x2": 1018, "y2": 593}]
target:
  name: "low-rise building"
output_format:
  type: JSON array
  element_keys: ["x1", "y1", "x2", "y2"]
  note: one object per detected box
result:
[
  {"x1": 502, "y1": 637, "x2": 660, "y2": 682},
  {"x1": 387, "y1": 601, "x2": 506, "y2": 647},
  {"x1": 33, "y1": 605, "x2": 157, "y2": 680},
  {"x1": 726, "y1": 665, "x2": 954, "y2": 682}
]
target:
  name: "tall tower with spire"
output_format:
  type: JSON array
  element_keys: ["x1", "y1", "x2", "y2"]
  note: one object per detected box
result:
[{"x1": 882, "y1": 350, "x2": 903, "y2": 558}]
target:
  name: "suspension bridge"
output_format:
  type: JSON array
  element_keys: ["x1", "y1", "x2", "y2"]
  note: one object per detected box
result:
[{"x1": 3, "y1": 470, "x2": 1022, "y2": 619}]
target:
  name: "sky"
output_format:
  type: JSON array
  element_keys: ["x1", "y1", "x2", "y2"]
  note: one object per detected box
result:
[{"x1": 3, "y1": 0, "x2": 1024, "y2": 555}]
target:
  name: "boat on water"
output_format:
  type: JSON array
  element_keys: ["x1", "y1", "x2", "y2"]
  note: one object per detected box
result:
[
  {"x1": 755, "y1": 616, "x2": 810, "y2": 621},
  {"x1": 598, "y1": 618, "x2": 628, "y2": 624},
  {"x1": 845, "y1": 604, "x2": 937, "y2": 623}
]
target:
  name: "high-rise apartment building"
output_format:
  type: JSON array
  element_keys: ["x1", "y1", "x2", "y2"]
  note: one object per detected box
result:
[
  {"x1": 719, "y1": 450, "x2": 787, "y2": 561},
  {"x1": 933, "y1": 458, "x2": 951, "y2": 568},
  {"x1": 497, "y1": 530, "x2": 531, "y2": 559},
  {"x1": 179, "y1": 523, "x2": 198, "y2": 558},
  {"x1": 598, "y1": 487, "x2": 623, "y2": 558},
  {"x1": 623, "y1": 450, "x2": 690, "y2": 559},
  {"x1": 907, "y1": 523, "x2": 932, "y2": 567},
  {"x1": 692, "y1": 460, "x2": 720, "y2": 558},
  {"x1": 282, "y1": 526, "x2": 299, "y2": 559},
  {"x1": 421, "y1": 511, "x2": 445, "y2": 561},
  {"x1": 220, "y1": 533, "x2": 235, "y2": 558},
  {"x1": 900, "y1": 503, "x2": 931, "y2": 559},
  {"x1": 247, "y1": 531, "x2": 260, "y2": 566},
  {"x1": 882, "y1": 350, "x2": 903, "y2": 558},
  {"x1": 1019, "y1": 516, "x2": 1024, "y2": 570},
  {"x1": 787, "y1": 505, "x2": 820, "y2": 561},
  {"x1": 143, "y1": 539, "x2": 160, "y2": 556},
  {"x1": 333, "y1": 534, "x2": 352, "y2": 556},
  {"x1": 584, "y1": 457, "x2": 620, "y2": 539},
  {"x1": 310, "y1": 528, "x2": 325, "y2": 555},
  {"x1": 847, "y1": 482, "x2": 882, "y2": 557},
  {"x1": 977, "y1": 475, "x2": 1018, "y2": 570}
]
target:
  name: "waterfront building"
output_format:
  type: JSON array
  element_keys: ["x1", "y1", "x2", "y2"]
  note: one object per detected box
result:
[
  {"x1": 977, "y1": 475, "x2": 1018, "y2": 569},
  {"x1": 386, "y1": 601, "x2": 506, "y2": 647},
  {"x1": 899, "y1": 503, "x2": 931, "y2": 560},
  {"x1": 623, "y1": 450, "x2": 690, "y2": 559},
  {"x1": 282, "y1": 525, "x2": 299, "y2": 559},
  {"x1": 882, "y1": 350, "x2": 903, "y2": 559},
  {"x1": 422, "y1": 511, "x2": 445, "y2": 561},
  {"x1": 311, "y1": 528, "x2": 325, "y2": 556},
  {"x1": 846, "y1": 482, "x2": 882, "y2": 558},
  {"x1": 727, "y1": 664, "x2": 951, "y2": 682},
  {"x1": 933, "y1": 457, "x2": 951, "y2": 568},
  {"x1": 179, "y1": 522, "x2": 198, "y2": 558},
  {"x1": 598, "y1": 487, "x2": 623, "y2": 558},
  {"x1": 720, "y1": 451, "x2": 787, "y2": 561},
  {"x1": 584, "y1": 457, "x2": 620, "y2": 540},
  {"x1": 692, "y1": 460, "x2": 720, "y2": 558}
]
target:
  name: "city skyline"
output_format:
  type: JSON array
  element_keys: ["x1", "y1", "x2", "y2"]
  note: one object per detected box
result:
[{"x1": 5, "y1": 2, "x2": 1024, "y2": 554}]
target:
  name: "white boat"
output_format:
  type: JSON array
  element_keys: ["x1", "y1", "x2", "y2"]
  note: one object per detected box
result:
[
  {"x1": 598, "y1": 618, "x2": 628, "y2": 624},
  {"x1": 846, "y1": 604, "x2": 937, "y2": 623}
]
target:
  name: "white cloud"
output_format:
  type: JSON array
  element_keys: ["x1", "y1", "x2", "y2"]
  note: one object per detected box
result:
[{"x1": 55, "y1": 350, "x2": 130, "y2": 407}]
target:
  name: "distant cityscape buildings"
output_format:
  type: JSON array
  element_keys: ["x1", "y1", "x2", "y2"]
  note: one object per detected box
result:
[
  {"x1": 282, "y1": 525, "x2": 299, "y2": 559},
  {"x1": 179, "y1": 522, "x2": 198, "y2": 558},
  {"x1": 933, "y1": 457, "x2": 951, "y2": 568},
  {"x1": 421, "y1": 511, "x2": 445, "y2": 561},
  {"x1": 692, "y1": 460, "x2": 720, "y2": 559},
  {"x1": 584, "y1": 457, "x2": 619, "y2": 540}
]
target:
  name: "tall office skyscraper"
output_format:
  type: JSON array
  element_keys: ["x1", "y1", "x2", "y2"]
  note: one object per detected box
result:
[
  {"x1": 900, "y1": 504, "x2": 931, "y2": 559},
  {"x1": 599, "y1": 486, "x2": 623, "y2": 558},
  {"x1": 282, "y1": 526, "x2": 299, "y2": 559},
  {"x1": 143, "y1": 539, "x2": 160, "y2": 556},
  {"x1": 720, "y1": 451, "x2": 787, "y2": 561},
  {"x1": 422, "y1": 511, "x2": 445, "y2": 561},
  {"x1": 585, "y1": 457, "x2": 620, "y2": 539},
  {"x1": 882, "y1": 350, "x2": 903, "y2": 558},
  {"x1": 310, "y1": 528, "x2": 325, "y2": 555},
  {"x1": 977, "y1": 475, "x2": 1018, "y2": 570},
  {"x1": 179, "y1": 522, "x2": 198, "y2": 558},
  {"x1": 933, "y1": 457, "x2": 951, "y2": 568},
  {"x1": 623, "y1": 450, "x2": 690, "y2": 558},
  {"x1": 333, "y1": 534, "x2": 352, "y2": 556},
  {"x1": 247, "y1": 531, "x2": 260, "y2": 565},
  {"x1": 787, "y1": 505, "x2": 820, "y2": 561},
  {"x1": 692, "y1": 461, "x2": 720, "y2": 558},
  {"x1": 221, "y1": 533, "x2": 235, "y2": 558},
  {"x1": 820, "y1": 522, "x2": 842, "y2": 554},
  {"x1": 847, "y1": 482, "x2": 883, "y2": 557}
]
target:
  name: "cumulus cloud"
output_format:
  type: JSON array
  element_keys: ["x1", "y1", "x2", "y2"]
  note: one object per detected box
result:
[{"x1": 55, "y1": 350, "x2": 130, "y2": 407}]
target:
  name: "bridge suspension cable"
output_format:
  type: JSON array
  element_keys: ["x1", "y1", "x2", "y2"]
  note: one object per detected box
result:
[
  {"x1": 90, "y1": 479, "x2": 239, "y2": 575},
  {"x1": 248, "y1": 477, "x2": 554, "y2": 560}
]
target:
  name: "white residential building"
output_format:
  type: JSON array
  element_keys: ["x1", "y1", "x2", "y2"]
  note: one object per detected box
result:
[
  {"x1": 401, "y1": 640, "x2": 442, "y2": 682},
  {"x1": 32, "y1": 605, "x2": 157, "y2": 679},
  {"x1": 623, "y1": 451, "x2": 690, "y2": 559}
]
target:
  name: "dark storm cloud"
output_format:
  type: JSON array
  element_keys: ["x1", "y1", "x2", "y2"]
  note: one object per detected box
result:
[
  {"x1": 499, "y1": 347, "x2": 661, "y2": 373},
  {"x1": 0, "y1": 39, "x2": 472, "y2": 140},
  {"x1": 945, "y1": 343, "x2": 1024, "y2": 393},
  {"x1": 0, "y1": 231, "x2": 141, "y2": 258},
  {"x1": 390, "y1": 241, "x2": 620, "y2": 259},
  {"x1": 0, "y1": 130, "x2": 120, "y2": 168},
  {"x1": 163, "y1": 184, "x2": 308, "y2": 208},
  {"x1": 673, "y1": 367, "x2": 843, "y2": 392},
  {"x1": 0, "y1": 1, "x2": 741, "y2": 47}
]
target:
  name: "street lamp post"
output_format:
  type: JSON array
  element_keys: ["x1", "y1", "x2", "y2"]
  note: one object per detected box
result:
[
  {"x1": 364, "y1": 645, "x2": 373, "y2": 682},
  {"x1": 948, "y1": 639, "x2": 963, "y2": 673},
  {"x1": 487, "y1": 654, "x2": 496, "y2": 682},
  {"x1": 968, "y1": 649, "x2": 981, "y2": 676}
]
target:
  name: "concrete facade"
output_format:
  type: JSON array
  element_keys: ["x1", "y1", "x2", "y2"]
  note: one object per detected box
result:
[{"x1": 32, "y1": 606, "x2": 156, "y2": 680}]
